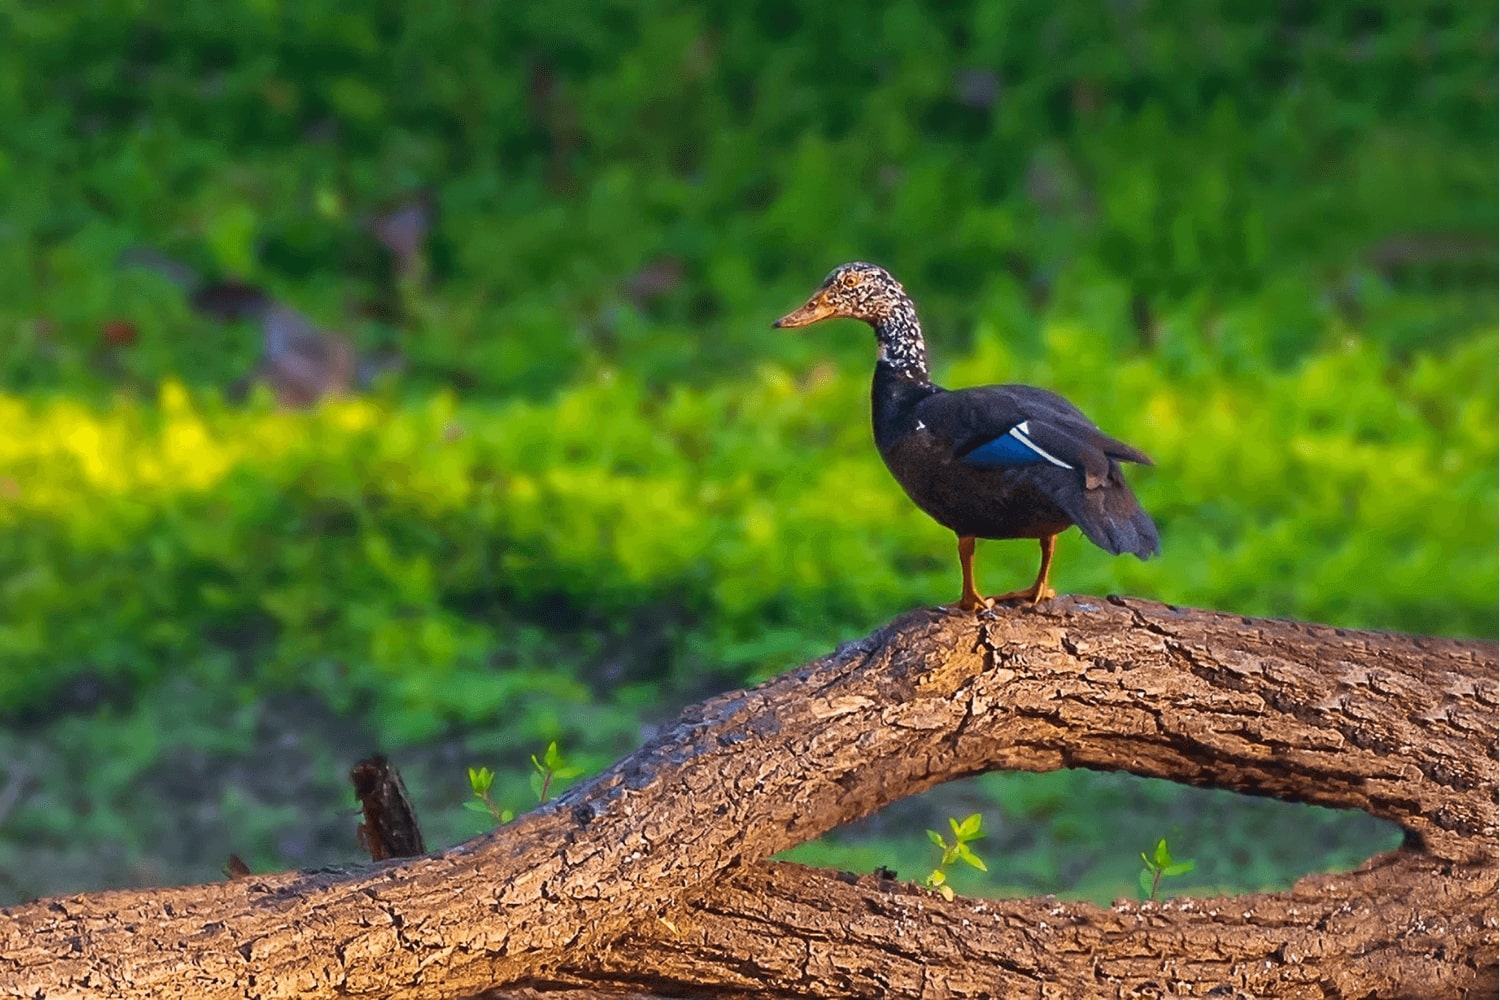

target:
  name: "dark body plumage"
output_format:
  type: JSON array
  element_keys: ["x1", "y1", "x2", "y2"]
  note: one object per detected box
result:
[
  {"x1": 874, "y1": 376, "x2": 1159, "y2": 558},
  {"x1": 776, "y1": 262, "x2": 1158, "y2": 609}
]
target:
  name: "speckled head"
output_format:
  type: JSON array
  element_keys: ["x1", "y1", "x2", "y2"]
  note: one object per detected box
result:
[
  {"x1": 773, "y1": 262, "x2": 909, "y2": 329},
  {"x1": 775, "y1": 262, "x2": 929, "y2": 379}
]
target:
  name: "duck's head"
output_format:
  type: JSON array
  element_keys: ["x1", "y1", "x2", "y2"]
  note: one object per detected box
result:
[{"x1": 773, "y1": 262, "x2": 908, "y2": 329}]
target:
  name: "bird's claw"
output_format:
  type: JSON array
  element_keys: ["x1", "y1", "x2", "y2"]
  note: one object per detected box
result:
[
  {"x1": 988, "y1": 585, "x2": 1056, "y2": 606},
  {"x1": 946, "y1": 593, "x2": 994, "y2": 613}
]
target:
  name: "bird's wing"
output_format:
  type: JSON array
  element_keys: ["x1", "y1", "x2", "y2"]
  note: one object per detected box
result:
[{"x1": 914, "y1": 384, "x2": 1152, "y2": 490}]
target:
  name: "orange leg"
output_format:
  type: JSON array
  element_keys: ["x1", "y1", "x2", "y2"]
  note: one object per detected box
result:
[
  {"x1": 947, "y1": 535, "x2": 992, "y2": 611},
  {"x1": 990, "y1": 534, "x2": 1059, "y2": 605}
]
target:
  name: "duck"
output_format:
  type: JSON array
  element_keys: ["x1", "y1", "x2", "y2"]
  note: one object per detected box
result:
[{"x1": 774, "y1": 262, "x2": 1158, "y2": 610}]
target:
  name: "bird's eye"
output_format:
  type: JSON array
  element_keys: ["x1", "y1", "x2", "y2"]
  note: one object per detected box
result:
[{"x1": 841, "y1": 272, "x2": 862, "y2": 288}]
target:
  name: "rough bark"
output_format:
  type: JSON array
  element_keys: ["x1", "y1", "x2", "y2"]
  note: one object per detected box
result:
[
  {"x1": 2, "y1": 597, "x2": 1495, "y2": 999},
  {"x1": 522, "y1": 853, "x2": 1495, "y2": 999}
]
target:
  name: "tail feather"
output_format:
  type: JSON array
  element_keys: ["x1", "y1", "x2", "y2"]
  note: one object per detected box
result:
[
  {"x1": 1078, "y1": 496, "x2": 1160, "y2": 559},
  {"x1": 1043, "y1": 466, "x2": 1160, "y2": 559}
]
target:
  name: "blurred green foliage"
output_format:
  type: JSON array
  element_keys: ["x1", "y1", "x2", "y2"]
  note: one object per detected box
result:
[
  {"x1": 0, "y1": 0, "x2": 1493, "y2": 902},
  {"x1": 2, "y1": 1, "x2": 1494, "y2": 396},
  {"x1": 2, "y1": 335, "x2": 1493, "y2": 729}
]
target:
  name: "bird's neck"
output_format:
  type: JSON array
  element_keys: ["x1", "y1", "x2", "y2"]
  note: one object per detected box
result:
[
  {"x1": 870, "y1": 298, "x2": 940, "y2": 450},
  {"x1": 872, "y1": 297, "x2": 930, "y2": 383}
]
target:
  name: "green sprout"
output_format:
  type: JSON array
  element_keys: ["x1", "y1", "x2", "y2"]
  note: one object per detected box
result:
[
  {"x1": 529, "y1": 740, "x2": 584, "y2": 804},
  {"x1": 463, "y1": 765, "x2": 514, "y2": 826},
  {"x1": 924, "y1": 813, "x2": 989, "y2": 901},
  {"x1": 1139, "y1": 838, "x2": 1195, "y2": 900},
  {"x1": 465, "y1": 741, "x2": 586, "y2": 828}
]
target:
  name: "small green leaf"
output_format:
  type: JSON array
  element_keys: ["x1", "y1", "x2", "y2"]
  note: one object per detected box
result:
[
  {"x1": 528, "y1": 772, "x2": 544, "y2": 800},
  {"x1": 1140, "y1": 852, "x2": 1154, "y2": 869},
  {"x1": 1163, "y1": 861, "x2": 1196, "y2": 877},
  {"x1": 926, "y1": 829, "x2": 946, "y2": 849},
  {"x1": 956, "y1": 813, "x2": 983, "y2": 840},
  {"x1": 500, "y1": 809, "x2": 515, "y2": 823},
  {"x1": 544, "y1": 741, "x2": 563, "y2": 769},
  {"x1": 926, "y1": 868, "x2": 946, "y2": 887},
  {"x1": 462, "y1": 800, "x2": 492, "y2": 814},
  {"x1": 1138, "y1": 870, "x2": 1155, "y2": 897},
  {"x1": 1154, "y1": 839, "x2": 1171, "y2": 867},
  {"x1": 938, "y1": 884, "x2": 955, "y2": 902},
  {"x1": 955, "y1": 844, "x2": 988, "y2": 872},
  {"x1": 530, "y1": 754, "x2": 545, "y2": 775},
  {"x1": 949, "y1": 816, "x2": 963, "y2": 838}
]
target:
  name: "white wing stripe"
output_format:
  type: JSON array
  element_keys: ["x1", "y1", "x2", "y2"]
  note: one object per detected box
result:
[{"x1": 1007, "y1": 422, "x2": 1074, "y2": 469}]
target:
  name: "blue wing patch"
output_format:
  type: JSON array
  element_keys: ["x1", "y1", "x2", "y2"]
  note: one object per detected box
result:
[{"x1": 962, "y1": 421, "x2": 1076, "y2": 470}]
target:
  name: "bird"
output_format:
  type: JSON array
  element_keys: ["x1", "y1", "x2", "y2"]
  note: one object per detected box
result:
[{"x1": 774, "y1": 262, "x2": 1159, "y2": 610}]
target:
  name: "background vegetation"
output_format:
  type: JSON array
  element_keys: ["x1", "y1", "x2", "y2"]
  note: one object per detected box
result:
[{"x1": 1, "y1": 1, "x2": 1494, "y2": 905}]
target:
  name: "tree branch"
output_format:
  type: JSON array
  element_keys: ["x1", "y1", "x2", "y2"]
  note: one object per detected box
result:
[
  {"x1": 521, "y1": 853, "x2": 1496, "y2": 998},
  {"x1": 2, "y1": 597, "x2": 1494, "y2": 998}
]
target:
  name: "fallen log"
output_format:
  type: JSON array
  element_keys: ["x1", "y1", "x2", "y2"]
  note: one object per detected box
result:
[{"x1": 2, "y1": 597, "x2": 1494, "y2": 998}]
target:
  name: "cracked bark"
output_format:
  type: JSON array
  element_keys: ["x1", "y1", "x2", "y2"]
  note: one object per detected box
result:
[{"x1": 2, "y1": 597, "x2": 1495, "y2": 999}]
